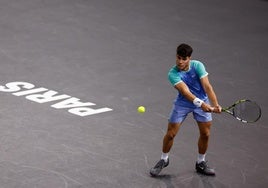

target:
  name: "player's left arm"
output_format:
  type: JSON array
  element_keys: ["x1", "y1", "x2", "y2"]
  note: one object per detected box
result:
[{"x1": 200, "y1": 76, "x2": 222, "y2": 113}]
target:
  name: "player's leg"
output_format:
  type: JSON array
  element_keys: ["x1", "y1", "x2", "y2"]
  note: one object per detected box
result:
[
  {"x1": 150, "y1": 104, "x2": 188, "y2": 176},
  {"x1": 195, "y1": 121, "x2": 215, "y2": 176},
  {"x1": 163, "y1": 122, "x2": 182, "y2": 153},
  {"x1": 193, "y1": 103, "x2": 215, "y2": 176},
  {"x1": 197, "y1": 121, "x2": 212, "y2": 156},
  {"x1": 150, "y1": 122, "x2": 182, "y2": 176}
]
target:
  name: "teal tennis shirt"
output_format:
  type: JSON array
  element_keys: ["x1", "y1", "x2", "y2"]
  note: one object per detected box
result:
[{"x1": 168, "y1": 60, "x2": 209, "y2": 106}]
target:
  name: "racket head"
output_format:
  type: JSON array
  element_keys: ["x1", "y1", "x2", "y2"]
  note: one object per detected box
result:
[{"x1": 223, "y1": 99, "x2": 261, "y2": 123}]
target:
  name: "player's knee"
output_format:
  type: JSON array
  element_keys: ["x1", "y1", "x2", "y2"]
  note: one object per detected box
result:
[
  {"x1": 166, "y1": 131, "x2": 176, "y2": 141},
  {"x1": 200, "y1": 131, "x2": 210, "y2": 140}
]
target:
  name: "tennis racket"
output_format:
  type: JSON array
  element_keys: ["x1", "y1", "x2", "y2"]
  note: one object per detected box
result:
[{"x1": 222, "y1": 99, "x2": 261, "y2": 123}]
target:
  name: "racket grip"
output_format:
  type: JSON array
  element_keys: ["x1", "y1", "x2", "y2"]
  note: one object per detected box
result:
[{"x1": 211, "y1": 107, "x2": 215, "y2": 112}]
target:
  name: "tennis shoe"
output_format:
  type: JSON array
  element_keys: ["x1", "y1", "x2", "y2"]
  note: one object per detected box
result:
[
  {"x1": 195, "y1": 161, "x2": 215, "y2": 176},
  {"x1": 150, "y1": 158, "x2": 169, "y2": 176}
]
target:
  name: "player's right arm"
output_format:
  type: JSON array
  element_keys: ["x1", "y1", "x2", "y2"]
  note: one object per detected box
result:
[{"x1": 174, "y1": 82, "x2": 213, "y2": 112}]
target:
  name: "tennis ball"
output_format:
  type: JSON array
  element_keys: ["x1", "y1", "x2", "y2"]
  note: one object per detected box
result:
[{"x1": 137, "y1": 106, "x2": 146, "y2": 113}]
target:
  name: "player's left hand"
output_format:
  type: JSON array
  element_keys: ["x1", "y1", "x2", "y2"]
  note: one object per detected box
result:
[
  {"x1": 201, "y1": 103, "x2": 214, "y2": 113},
  {"x1": 211, "y1": 105, "x2": 222, "y2": 113}
]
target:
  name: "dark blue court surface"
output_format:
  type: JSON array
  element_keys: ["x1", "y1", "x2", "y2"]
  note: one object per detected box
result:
[{"x1": 0, "y1": 0, "x2": 268, "y2": 187}]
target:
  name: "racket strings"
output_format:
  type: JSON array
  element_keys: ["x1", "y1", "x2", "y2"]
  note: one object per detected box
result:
[{"x1": 233, "y1": 101, "x2": 261, "y2": 122}]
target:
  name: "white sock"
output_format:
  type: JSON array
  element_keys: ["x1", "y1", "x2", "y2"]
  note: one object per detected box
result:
[
  {"x1": 197, "y1": 153, "x2": 206, "y2": 164},
  {"x1": 161, "y1": 152, "x2": 169, "y2": 162}
]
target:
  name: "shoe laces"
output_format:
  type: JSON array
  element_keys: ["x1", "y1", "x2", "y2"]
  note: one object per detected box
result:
[
  {"x1": 200, "y1": 161, "x2": 211, "y2": 169},
  {"x1": 155, "y1": 159, "x2": 166, "y2": 168}
]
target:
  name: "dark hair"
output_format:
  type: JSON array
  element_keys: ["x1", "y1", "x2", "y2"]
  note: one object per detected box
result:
[{"x1": 176, "y1": 43, "x2": 193, "y2": 57}]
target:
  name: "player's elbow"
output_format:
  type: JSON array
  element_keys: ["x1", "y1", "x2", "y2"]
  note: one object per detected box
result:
[{"x1": 203, "y1": 84, "x2": 214, "y2": 93}]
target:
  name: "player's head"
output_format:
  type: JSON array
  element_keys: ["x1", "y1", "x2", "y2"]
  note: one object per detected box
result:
[{"x1": 176, "y1": 43, "x2": 193, "y2": 58}]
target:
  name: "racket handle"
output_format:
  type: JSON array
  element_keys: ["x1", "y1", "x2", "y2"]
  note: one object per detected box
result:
[{"x1": 211, "y1": 107, "x2": 215, "y2": 113}]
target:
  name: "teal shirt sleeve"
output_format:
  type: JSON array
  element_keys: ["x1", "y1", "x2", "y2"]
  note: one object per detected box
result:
[
  {"x1": 192, "y1": 60, "x2": 208, "y2": 78},
  {"x1": 168, "y1": 66, "x2": 181, "y2": 86}
]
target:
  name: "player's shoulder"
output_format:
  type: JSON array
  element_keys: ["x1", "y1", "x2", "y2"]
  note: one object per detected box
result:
[
  {"x1": 168, "y1": 65, "x2": 180, "y2": 80},
  {"x1": 168, "y1": 65, "x2": 178, "y2": 74},
  {"x1": 190, "y1": 60, "x2": 206, "y2": 69},
  {"x1": 190, "y1": 60, "x2": 203, "y2": 66},
  {"x1": 168, "y1": 65, "x2": 182, "y2": 85}
]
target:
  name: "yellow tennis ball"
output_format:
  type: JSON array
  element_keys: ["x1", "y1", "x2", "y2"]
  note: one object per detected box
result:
[{"x1": 137, "y1": 106, "x2": 146, "y2": 113}]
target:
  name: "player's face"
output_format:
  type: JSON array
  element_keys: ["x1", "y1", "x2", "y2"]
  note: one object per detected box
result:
[{"x1": 176, "y1": 55, "x2": 190, "y2": 71}]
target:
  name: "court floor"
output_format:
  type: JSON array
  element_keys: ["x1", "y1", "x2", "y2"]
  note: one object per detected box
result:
[{"x1": 0, "y1": 0, "x2": 268, "y2": 187}]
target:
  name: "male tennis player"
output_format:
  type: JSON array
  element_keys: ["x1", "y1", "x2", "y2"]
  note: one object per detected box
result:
[{"x1": 150, "y1": 43, "x2": 222, "y2": 176}]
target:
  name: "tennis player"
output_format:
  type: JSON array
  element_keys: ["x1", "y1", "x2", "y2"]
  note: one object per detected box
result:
[{"x1": 150, "y1": 43, "x2": 222, "y2": 176}]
